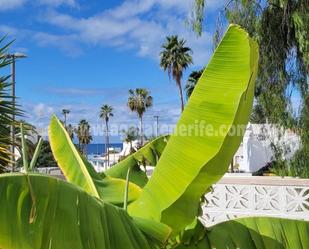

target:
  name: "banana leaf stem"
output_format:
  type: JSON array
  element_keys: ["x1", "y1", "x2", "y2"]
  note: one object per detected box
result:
[
  {"x1": 20, "y1": 123, "x2": 29, "y2": 172},
  {"x1": 123, "y1": 166, "x2": 132, "y2": 211},
  {"x1": 29, "y1": 138, "x2": 43, "y2": 171}
]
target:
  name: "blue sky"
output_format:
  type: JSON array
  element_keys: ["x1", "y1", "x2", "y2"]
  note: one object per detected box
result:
[{"x1": 0, "y1": 0, "x2": 227, "y2": 142}]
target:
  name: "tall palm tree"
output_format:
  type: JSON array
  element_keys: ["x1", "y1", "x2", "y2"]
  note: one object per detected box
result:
[
  {"x1": 185, "y1": 69, "x2": 203, "y2": 99},
  {"x1": 75, "y1": 120, "x2": 92, "y2": 155},
  {"x1": 62, "y1": 109, "x2": 70, "y2": 128},
  {"x1": 99, "y1": 104, "x2": 113, "y2": 166},
  {"x1": 127, "y1": 88, "x2": 153, "y2": 145},
  {"x1": 160, "y1": 35, "x2": 193, "y2": 112}
]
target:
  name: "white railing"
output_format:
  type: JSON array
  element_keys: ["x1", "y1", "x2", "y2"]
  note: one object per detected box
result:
[{"x1": 201, "y1": 176, "x2": 309, "y2": 226}]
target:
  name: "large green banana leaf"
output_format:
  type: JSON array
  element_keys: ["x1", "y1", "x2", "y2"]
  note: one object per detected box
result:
[
  {"x1": 49, "y1": 115, "x2": 141, "y2": 205},
  {"x1": 0, "y1": 173, "x2": 153, "y2": 249},
  {"x1": 106, "y1": 135, "x2": 169, "y2": 187},
  {"x1": 129, "y1": 24, "x2": 259, "y2": 234},
  {"x1": 175, "y1": 217, "x2": 309, "y2": 249}
]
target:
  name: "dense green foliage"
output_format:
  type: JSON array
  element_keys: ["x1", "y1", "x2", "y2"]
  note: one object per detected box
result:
[{"x1": 35, "y1": 140, "x2": 57, "y2": 168}]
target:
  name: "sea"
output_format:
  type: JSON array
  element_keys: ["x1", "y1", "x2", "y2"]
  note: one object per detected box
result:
[{"x1": 86, "y1": 143, "x2": 123, "y2": 155}]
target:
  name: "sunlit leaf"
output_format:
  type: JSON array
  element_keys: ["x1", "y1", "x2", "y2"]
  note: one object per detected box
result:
[
  {"x1": 129, "y1": 24, "x2": 259, "y2": 234},
  {"x1": 0, "y1": 173, "x2": 152, "y2": 249},
  {"x1": 49, "y1": 115, "x2": 141, "y2": 205}
]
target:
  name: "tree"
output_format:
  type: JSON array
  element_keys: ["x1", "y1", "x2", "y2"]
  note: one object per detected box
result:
[
  {"x1": 75, "y1": 119, "x2": 92, "y2": 155},
  {"x1": 121, "y1": 127, "x2": 139, "y2": 154},
  {"x1": 0, "y1": 38, "x2": 23, "y2": 172},
  {"x1": 34, "y1": 140, "x2": 58, "y2": 168},
  {"x1": 191, "y1": 0, "x2": 308, "y2": 177},
  {"x1": 99, "y1": 104, "x2": 113, "y2": 166},
  {"x1": 62, "y1": 109, "x2": 70, "y2": 128},
  {"x1": 185, "y1": 69, "x2": 203, "y2": 99},
  {"x1": 160, "y1": 36, "x2": 193, "y2": 112},
  {"x1": 127, "y1": 88, "x2": 153, "y2": 145},
  {"x1": 66, "y1": 124, "x2": 74, "y2": 141}
]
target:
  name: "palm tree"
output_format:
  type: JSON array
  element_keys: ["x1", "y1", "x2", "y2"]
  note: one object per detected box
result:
[
  {"x1": 160, "y1": 35, "x2": 193, "y2": 112},
  {"x1": 99, "y1": 104, "x2": 113, "y2": 166},
  {"x1": 62, "y1": 109, "x2": 70, "y2": 128},
  {"x1": 127, "y1": 88, "x2": 153, "y2": 145},
  {"x1": 185, "y1": 69, "x2": 203, "y2": 99},
  {"x1": 66, "y1": 124, "x2": 74, "y2": 141},
  {"x1": 121, "y1": 127, "x2": 139, "y2": 154},
  {"x1": 75, "y1": 120, "x2": 92, "y2": 155},
  {"x1": 0, "y1": 38, "x2": 23, "y2": 172}
]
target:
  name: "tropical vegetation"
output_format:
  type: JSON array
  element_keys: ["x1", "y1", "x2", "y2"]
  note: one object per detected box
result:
[
  {"x1": 100, "y1": 104, "x2": 114, "y2": 166},
  {"x1": 190, "y1": 0, "x2": 309, "y2": 178},
  {"x1": 0, "y1": 25, "x2": 307, "y2": 249},
  {"x1": 184, "y1": 69, "x2": 203, "y2": 99},
  {"x1": 121, "y1": 126, "x2": 139, "y2": 154},
  {"x1": 160, "y1": 36, "x2": 193, "y2": 112},
  {"x1": 127, "y1": 88, "x2": 153, "y2": 146},
  {"x1": 34, "y1": 140, "x2": 57, "y2": 168},
  {"x1": 0, "y1": 38, "x2": 23, "y2": 173},
  {"x1": 66, "y1": 123, "x2": 74, "y2": 140},
  {"x1": 61, "y1": 109, "x2": 70, "y2": 128},
  {"x1": 75, "y1": 119, "x2": 92, "y2": 155}
]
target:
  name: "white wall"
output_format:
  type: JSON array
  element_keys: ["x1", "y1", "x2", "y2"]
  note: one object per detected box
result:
[{"x1": 238, "y1": 124, "x2": 300, "y2": 172}]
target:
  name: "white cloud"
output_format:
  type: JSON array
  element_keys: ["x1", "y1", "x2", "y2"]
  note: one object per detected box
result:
[
  {"x1": 0, "y1": 0, "x2": 76, "y2": 11},
  {"x1": 40, "y1": 0, "x2": 218, "y2": 66},
  {"x1": 0, "y1": 24, "x2": 82, "y2": 56},
  {"x1": 1, "y1": 0, "x2": 224, "y2": 63},
  {"x1": 33, "y1": 32, "x2": 82, "y2": 56},
  {"x1": 37, "y1": 0, "x2": 76, "y2": 7},
  {"x1": 33, "y1": 103, "x2": 54, "y2": 119},
  {"x1": 0, "y1": 0, "x2": 27, "y2": 10}
]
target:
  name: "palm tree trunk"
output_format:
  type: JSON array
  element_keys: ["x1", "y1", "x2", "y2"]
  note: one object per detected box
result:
[
  {"x1": 82, "y1": 143, "x2": 85, "y2": 155},
  {"x1": 177, "y1": 79, "x2": 184, "y2": 112},
  {"x1": 64, "y1": 114, "x2": 67, "y2": 128},
  {"x1": 84, "y1": 144, "x2": 87, "y2": 156},
  {"x1": 140, "y1": 115, "x2": 143, "y2": 146},
  {"x1": 106, "y1": 120, "x2": 110, "y2": 167}
]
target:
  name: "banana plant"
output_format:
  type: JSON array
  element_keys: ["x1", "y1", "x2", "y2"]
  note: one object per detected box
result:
[
  {"x1": 0, "y1": 25, "x2": 308, "y2": 249},
  {"x1": 105, "y1": 135, "x2": 169, "y2": 187},
  {"x1": 20, "y1": 123, "x2": 43, "y2": 172}
]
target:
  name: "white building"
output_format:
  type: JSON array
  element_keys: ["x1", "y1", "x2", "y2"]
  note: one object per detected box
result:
[{"x1": 233, "y1": 124, "x2": 300, "y2": 173}]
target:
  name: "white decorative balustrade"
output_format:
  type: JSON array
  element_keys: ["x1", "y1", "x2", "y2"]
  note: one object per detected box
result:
[{"x1": 201, "y1": 177, "x2": 309, "y2": 226}]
